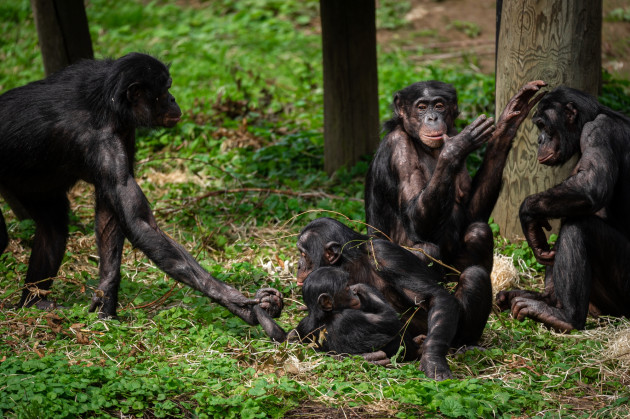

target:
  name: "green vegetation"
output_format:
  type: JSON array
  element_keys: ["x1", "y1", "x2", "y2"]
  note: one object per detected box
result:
[{"x1": 1, "y1": 0, "x2": 629, "y2": 417}]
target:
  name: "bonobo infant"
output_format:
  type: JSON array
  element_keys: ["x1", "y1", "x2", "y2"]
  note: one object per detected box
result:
[
  {"x1": 254, "y1": 267, "x2": 421, "y2": 364},
  {"x1": 0, "y1": 53, "x2": 281, "y2": 322}
]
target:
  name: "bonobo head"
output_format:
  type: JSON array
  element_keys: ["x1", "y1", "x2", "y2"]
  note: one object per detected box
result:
[
  {"x1": 302, "y1": 267, "x2": 361, "y2": 316},
  {"x1": 387, "y1": 80, "x2": 459, "y2": 149},
  {"x1": 108, "y1": 53, "x2": 182, "y2": 128},
  {"x1": 531, "y1": 86, "x2": 600, "y2": 166},
  {"x1": 296, "y1": 217, "x2": 366, "y2": 286}
]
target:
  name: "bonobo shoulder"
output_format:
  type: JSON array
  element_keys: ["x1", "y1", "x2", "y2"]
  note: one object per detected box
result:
[{"x1": 581, "y1": 114, "x2": 614, "y2": 147}]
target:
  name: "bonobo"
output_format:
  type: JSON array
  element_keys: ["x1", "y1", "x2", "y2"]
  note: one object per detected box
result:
[
  {"x1": 294, "y1": 217, "x2": 489, "y2": 380},
  {"x1": 497, "y1": 86, "x2": 630, "y2": 331},
  {"x1": 0, "y1": 53, "x2": 281, "y2": 322},
  {"x1": 365, "y1": 80, "x2": 547, "y2": 284},
  {"x1": 254, "y1": 267, "x2": 420, "y2": 363}
]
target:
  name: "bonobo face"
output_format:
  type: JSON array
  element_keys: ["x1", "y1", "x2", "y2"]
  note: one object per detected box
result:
[
  {"x1": 532, "y1": 110, "x2": 562, "y2": 165},
  {"x1": 397, "y1": 85, "x2": 458, "y2": 150},
  {"x1": 296, "y1": 246, "x2": 314, "y2": 287},
  {"x1": 153, "y1": 77, "x2": 182, "y2": 128},
  {"x1": 532, "y1": 104, "x2": 578, "y2": 166},
  {"x1": 338, "y1": 286, "x2": 361, "y2": 310}
]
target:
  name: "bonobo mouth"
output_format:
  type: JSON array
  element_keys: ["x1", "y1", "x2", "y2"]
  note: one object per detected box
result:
[
  {"x1": 421, "y1": 134, "x2": 444, "y2": 141},
  {"x1": 537, "y1": 153, "x2": 554, "y2": 165},
  {"x1": 163, "y1": 116, "x2": 181, "y2": 127}
]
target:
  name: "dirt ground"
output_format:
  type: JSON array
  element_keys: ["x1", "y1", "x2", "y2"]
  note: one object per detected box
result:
[{"x1": 378, "y1": 0, "x2": 630, "y2": 79}]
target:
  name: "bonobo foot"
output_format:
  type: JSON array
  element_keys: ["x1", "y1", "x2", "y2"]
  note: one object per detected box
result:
[
  {"x1": 495, "y1": 289, "x2": 548, "y2": 312},
  {"x1": 31, "y1": 299, "x2": 60, "y2": 311},
  {"x1": 420, "y1": 353, "x2": 453, "y2": 381},
  {"x1": 88, "y1": 289, "x2": 118, "y2": 319},
  {"x1": 510, "y1": 297, "x2": 576, "y2": 332},
  {"x1": 331, "y1": 350, "x2": 391, "y2": 366}
]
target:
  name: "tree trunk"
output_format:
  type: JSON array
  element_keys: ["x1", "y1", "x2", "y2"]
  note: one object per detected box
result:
[
  {"x1": 31, "y1": 0, "x2": 93, "y2": 76},
  {"x1": 492, "y1": 0, "x2": 602, "y2": 240},
  {"x1": 320, "y1": 0, "x2": 380, "y2": 174}
]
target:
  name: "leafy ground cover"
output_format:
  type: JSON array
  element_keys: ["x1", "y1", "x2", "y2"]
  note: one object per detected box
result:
[{"x1": 1, "y1": 0, "x2": 630, "y2": 417}]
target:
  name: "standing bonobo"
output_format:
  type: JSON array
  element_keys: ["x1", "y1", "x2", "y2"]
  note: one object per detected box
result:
[
  {"x1": 0, "y1": 53, "x2": 281, "y2": 322},
  {"x1": 497, "y1": 86, "x2": 630, "y2": 331},
  {"x1": 365, "y1": 80, "x2": 546, "y2": 293}
]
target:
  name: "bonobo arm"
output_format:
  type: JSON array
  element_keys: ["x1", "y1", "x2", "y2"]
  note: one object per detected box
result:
[
  {"x1": 95, "y1": 144, "x2": 283, "y2": 325},
  {"x1": 469, "y1": 80, "x2": 547, "y2": 221},
  {"x1": 520, "y1": 122, "x2": 617, "y2": 264},
  {"x1": 401, "y1": 116, "x2": 495, "y2": 237}
]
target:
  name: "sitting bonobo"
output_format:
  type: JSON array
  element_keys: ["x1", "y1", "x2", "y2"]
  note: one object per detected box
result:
[
  {"x1": 497, "y1": 86, "x2": 630, "y2": 331},
  {"x1": 254, "y1": 267, "x2": 421, "y2": 364},
  {"x1": 365, "y1": 80, "x2": 547, "y2": 284}
]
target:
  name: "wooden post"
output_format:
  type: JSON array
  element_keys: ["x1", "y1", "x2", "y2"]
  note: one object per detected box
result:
[
  {"x1": 492, "y1": 0, "x2": 602, "y2": 240},
  {"x1": 31, "y1": 0, "x2": 93, "y2": 76},
  {"x1": 320, "y1": 0, "x2": 380, "y2": 174}
]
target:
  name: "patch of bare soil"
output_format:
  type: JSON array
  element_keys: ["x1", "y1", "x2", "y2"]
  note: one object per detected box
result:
[{"x1": 379, "y1": 0, "x2": 630, "y2": 79}]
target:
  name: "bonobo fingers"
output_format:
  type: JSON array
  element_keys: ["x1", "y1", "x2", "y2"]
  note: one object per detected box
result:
[{"x1": 254, "y1": 287, "x2": 284, "y2": 318}]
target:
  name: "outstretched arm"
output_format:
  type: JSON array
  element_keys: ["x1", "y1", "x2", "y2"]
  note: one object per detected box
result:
[
  {"x1": 469, "y1": 80, "x2": 547, "y2": 221},
  {"x1": 96, "y1": 147, "x2": 282, "y2": 324}
]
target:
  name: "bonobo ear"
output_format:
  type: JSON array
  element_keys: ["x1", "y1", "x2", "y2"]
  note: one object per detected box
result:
[
  {"x1": 318, "y1": 293, "x2": 334, "y2": 311},
  {"x1": 324, "y1": 241, "x2": 342, "y2": 265},
  {"x1": 126, "y1": 82, "x2": 142, "y2": 103},
  {"x1": 393, "y1": 93, "x2": 404, "y2": 118},
  {"x1": 565, "y1": 102, "x2": 578, "y2": 125}
]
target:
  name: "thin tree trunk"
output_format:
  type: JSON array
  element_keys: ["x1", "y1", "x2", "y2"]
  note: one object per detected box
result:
[{"x1": 320, "y1": 0, "x2": 380, "y2": 174}]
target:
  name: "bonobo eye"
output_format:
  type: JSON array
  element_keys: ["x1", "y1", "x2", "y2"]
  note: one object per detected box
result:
[
  {"x1": 435, "y1": 103, "x2": 445, "y2": 111},
  {"x1": 417, "y1": 104, "x2": 427, "y2": 111}
]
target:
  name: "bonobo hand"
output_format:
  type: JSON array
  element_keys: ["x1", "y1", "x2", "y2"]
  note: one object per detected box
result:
[
  {"x1": 254, "y1": 287, "x2": 284, "y2": 318},
  {"x1": 523, "y1": 218, "x2": 555, "y2": 265},
  {"x1": 496, "y1": 80, "x2": 547, "y2": 138},
  {"x1": 443, "y1": 114, "x2": 495, "y2": 160}
]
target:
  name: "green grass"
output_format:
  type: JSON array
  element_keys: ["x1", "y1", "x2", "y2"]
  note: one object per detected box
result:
[{"x1": 1, "y1": 1, "x2": 630, "y2": 417}]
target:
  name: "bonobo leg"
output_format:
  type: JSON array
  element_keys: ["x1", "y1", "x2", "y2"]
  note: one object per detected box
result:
[
  {"x1": 452, "y1": 265, "x2": 492, "y2": 346},
  {"x1": 18, "y1": 194, "x2": 69, "y2": 309},
  {"x1": 507, "y1": 217, "x2": 630, "y2": 331},
  {"x1": 89, "y1": 198, "x2": 125, "y2": 318},
  {"x1": 456, "y1": 221, "x2": 494, "y2": 274}
]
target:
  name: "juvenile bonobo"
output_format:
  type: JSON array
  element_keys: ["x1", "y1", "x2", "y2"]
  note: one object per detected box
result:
[
  {"x1": 254, "y1": 267, "x2": 420, "y2": 363},
  {"x1": 497, "y1": 86, "x2": 630, "y2": 331},
  {"x1": 0, "y1": 53, "x2": 281, "y2": 322},
  {"x1": 365, "y1": 80, "x2": 547, "y2": 282},
  {"x1": 294, "y1": 217, "x2": 490, "y2": 380}
]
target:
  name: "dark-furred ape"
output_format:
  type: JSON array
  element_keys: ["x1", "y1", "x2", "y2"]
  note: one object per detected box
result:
[
  {"x1": 497, "y1": 86, "x2": 630, "y2": 331},
  {"x1": 364, "y1": 80, "x2": 546, "y2": 283},
  {"x1": 294, "y1": 217, "x2": 491, "y2": 380},
  {"x1": 0, "y1": 53, "x2": 281, "y2": 322},
  {"x1": 254, "y1": 267, "x2": 421, "y2": 365}
]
